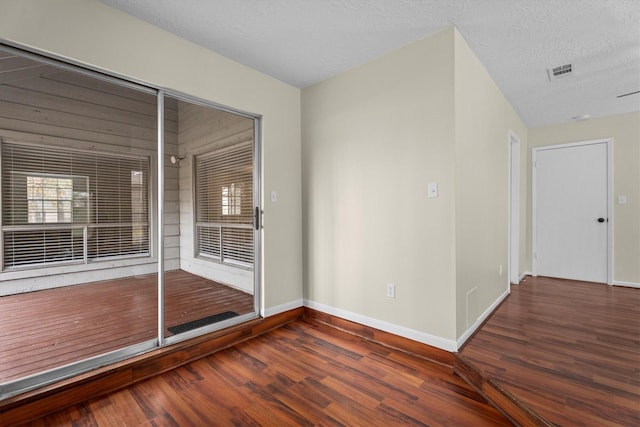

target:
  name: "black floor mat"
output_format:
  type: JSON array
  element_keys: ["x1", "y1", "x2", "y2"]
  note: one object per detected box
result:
[{"x1": 167, "y1": 311, "x2": 239, "y2": 335}]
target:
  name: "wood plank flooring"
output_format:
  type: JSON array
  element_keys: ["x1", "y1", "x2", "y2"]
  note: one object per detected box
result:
[
  {"x1": 19, "y1": 319, "x2": 511, "y2": 426},
  {"x1": 0, "y1": 270, "x2": 254, "y2": 384},
  {"x1": 459, "y1": 276, "x2": 640, "y2": 427}
]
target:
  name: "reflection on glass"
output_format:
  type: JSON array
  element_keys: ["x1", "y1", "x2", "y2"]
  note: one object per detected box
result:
[
  {"x1": 0, "y1": 46, "x2": 158, "y2": 392},
  {"x1": 162, "y1": 97, "x2": 256, "y2": 338},
  {"x1": 0, "y1": 46, "x2": 259, "y2": 399}
]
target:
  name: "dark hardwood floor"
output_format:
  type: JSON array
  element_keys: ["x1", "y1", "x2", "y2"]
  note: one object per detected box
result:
[
  {"x1": 459, "y1": 276, "x2": 640, "y2": 427},
  {"x1": 6, "y1": 275, "x2": 637, "y2": 426},
  {"x1": 19, "y1": 319, "x2": 511, "y2": 426},
  {"x1": 0, "y1": 270, "x2": 254, "y2": 384}
]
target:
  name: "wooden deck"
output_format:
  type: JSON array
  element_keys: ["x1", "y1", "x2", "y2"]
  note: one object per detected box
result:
[
  {"x1": 0, "y1": 270, "x2": 254, "y2": 384},
  {"x1": 458, "y1": 276, "x2": 640, "y2": 427}
]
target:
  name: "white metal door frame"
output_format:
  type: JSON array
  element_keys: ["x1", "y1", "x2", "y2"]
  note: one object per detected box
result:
[
  {"x1": 532, "y1": 139, "x2": 613, "y2": 285},
  {"x1": 508, "y1": 130, "x2": 521, "y2": 285}
]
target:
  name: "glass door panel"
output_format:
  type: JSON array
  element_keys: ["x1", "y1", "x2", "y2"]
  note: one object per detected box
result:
[
  {"x1": 0, "y1": 45, "x2": 262, "y2": 400},
  {"x1": 0, "y1": 46, "x2": 158, "y2": 398},
  {"x1": 162, "y1": 95, "x2": 259, "y2": 341}
]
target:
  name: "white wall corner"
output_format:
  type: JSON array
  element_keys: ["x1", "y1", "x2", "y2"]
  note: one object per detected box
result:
[
  {"x1": 456, "y1": 287, "x2": 510, "y2": 350},
  {"x1": 264, "y1": 299, "x2": 304, "y2": 317},
  {"x1": 519, "y1": 271, "x2": 532, "y2": 282},
  {"x1": 612, "y1": 280, "x2": 640, "y2": 289},
  {"x1": 303, "y1": 299, "x2": 458, "y2": 353}
]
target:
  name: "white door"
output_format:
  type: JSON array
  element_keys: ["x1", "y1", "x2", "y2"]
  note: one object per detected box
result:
[{"x1": 533, "y1": 141, "x2": 610, "y2": 283}]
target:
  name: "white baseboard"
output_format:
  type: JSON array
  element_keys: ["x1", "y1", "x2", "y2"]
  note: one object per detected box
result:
[
  {"x1": 303, "y1": 299, "x2": 457, "y2": 352},
  {"x1": 612, "y1": 280, "x2": 640, "y2": 289},
  {"x1": 517, "y1": 273, "x2": 636, "y2": 288},
  {"x1": 519, "y1": 271, "x2": 531, "y2": 282},
  {"x1": 512, "y1": 271, "x2": 532, "y2": 284},
  {"x1": 263, "y1": 299, "x2": 303, "y2": 317},
  {"x1": 456, "y1": 287, "x2": 510, "y2": 350}
]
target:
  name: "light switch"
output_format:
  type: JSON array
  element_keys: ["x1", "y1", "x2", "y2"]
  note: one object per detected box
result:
[
  {"x1": 618, "y1": 195, "x2": 627, "y2": 205},
  {"x1": 270, "y1": 190, "x2": 278, "y2": 202},
  {"x1": 428, "y1": 182, "x2": 438, "y2": 198}
]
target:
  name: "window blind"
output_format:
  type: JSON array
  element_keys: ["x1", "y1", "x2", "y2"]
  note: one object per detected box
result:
[
  {"x1": 1, "y1": 141, "x2": 150, "y2": 268},
  {"x1": 195, "y1": 141, "x2": 254, "y2": 267}
]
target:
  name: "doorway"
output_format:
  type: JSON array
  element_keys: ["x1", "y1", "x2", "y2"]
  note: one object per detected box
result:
[{"x1": 532, "y1": 140, "x2": 612, "y2": 284}]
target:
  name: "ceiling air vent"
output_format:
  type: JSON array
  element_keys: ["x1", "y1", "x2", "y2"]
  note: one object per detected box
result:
[{"x1": 547, "y1": 64, "x2": 573, "y2": 81}]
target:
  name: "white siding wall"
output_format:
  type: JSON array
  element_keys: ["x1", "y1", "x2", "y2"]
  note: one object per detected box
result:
[
  {"x1": 176, "y1": 101, "x2": 254, "y2": 293},
  {"x1": 0, "y1": 70, "x2": 179, "y2": 295}
]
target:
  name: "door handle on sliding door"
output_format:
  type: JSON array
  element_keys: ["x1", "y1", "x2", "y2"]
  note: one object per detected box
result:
[{"x1": 254, "y1": 207, "x2": 262, "y2": 230}]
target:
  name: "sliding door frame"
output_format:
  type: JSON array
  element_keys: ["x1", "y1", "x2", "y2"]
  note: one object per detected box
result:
[
  {"x1": 160, "y1": 89, "x2": 263, "y2": 346},
  {"x1": 0, "y1": 43, "x2": 263, "y2": 399}
]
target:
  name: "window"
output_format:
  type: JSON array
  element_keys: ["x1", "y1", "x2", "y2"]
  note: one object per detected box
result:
[
  {"x1": 1, "y1": 141, "x2": 150, "y2": 269},
  {"x1": 195, "y1": 142, "x2": 254, "y2": 267},
  {"x1": 27, "y1": 175, "x2": 73, "y2": 223},
  {"x1": 222, "y1": 183, "x2": 242, "y2": 216}
]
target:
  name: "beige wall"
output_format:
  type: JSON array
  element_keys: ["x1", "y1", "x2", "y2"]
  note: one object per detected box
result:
[
  {"x1": 0, "y1": 0, "x2": 303, "y2": 313},
  {"x1": 527, "y1": 112, "x2": 640, "y2": 284},
  {"x1": 302, "y1": 28, "x2": 458, "y2": 345},
  {"x1": 453, "y1": 31, "x2": 528, "y2": 338},
  {"x1": 302, "y1": 27, "x2": 526, "y2": 347}
]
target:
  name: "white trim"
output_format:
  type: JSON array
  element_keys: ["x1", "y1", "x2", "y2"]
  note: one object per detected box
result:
[
  {"x1": 532, "y1": 146, "x2": 538, "y2": 276},
  {"x1": 612, "y1": 280, "x2": 640, "y2": 289},
  {"x1": 303, "y1": 299, "x2": 457, "y2": 352},
  {"x1": 508, "y1": 130, "x2": 521, "y2": 285},
  {"x1": 252, "y1": 116, "x2": 262, "y2": 331},
  {"x1": 519, "y1": 271, "x2": 531, "y2": 282},
  {"x1": 157, "y1": 90, "x2": 165, "y2": 346},
  {"x1": 264, "y1": 299, "x2": 303, "y2": 317},
  {"x1": 606, "y1": 141, "x2": 614, "y2": 285},
  {"x1": 457, "y1": 287, "x2": 509, "y2": 349},
  {"x1": 531, "y1": 139, "x2": 613, "y2": 284}
]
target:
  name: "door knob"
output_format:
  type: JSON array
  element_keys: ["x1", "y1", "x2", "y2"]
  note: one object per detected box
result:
[{"x1": 597, "y1": 217, "x2": 605, "y2": 223}]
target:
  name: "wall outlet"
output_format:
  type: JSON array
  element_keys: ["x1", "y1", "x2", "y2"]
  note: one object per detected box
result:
[{"x1": 386, "y1": 283, "x2": 396, "y2": 298}]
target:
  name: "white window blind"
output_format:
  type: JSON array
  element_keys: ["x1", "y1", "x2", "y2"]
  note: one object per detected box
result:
[
  {"x1": 195, "y1": 141, "x2": 254, "y2": 267},
  {"x1": 1, "y1": 141, "x2": 150, "y2": 269}
]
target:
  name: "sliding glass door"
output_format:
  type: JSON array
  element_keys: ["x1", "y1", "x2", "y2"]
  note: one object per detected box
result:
[
  {"x1": 0, "y1": 45, "x2": 261, "y2": 400},
  {"x1": 160, "y1": 94, "x2": 260, "y2": 343}
]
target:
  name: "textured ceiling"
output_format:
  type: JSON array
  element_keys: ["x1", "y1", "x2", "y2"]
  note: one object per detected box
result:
[{"x1": 99, "y1": 0, "x2": 640, "y2": 128}]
